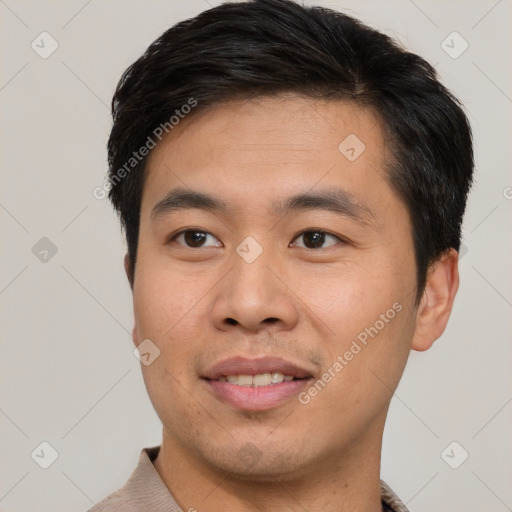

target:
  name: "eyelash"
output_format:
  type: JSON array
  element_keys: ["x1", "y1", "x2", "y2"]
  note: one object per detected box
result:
[{"x1": 168, "y1": 228, "x2": 346, "y2": 249}]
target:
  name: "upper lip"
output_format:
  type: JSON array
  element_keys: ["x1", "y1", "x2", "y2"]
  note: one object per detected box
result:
[{"x1": 202, "y1": 356, "x2": 315, "y2": 380}]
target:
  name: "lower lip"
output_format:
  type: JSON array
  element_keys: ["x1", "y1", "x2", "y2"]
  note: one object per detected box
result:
[{"x1": 204, "y1": 378, "x2": 311, "y2": 411}]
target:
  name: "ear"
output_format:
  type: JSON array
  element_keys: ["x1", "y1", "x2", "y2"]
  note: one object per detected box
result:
[
  {"x1": 411, "y1": 248, "x2": 459, "y2": 352},
  {"x1": 124, "y1": 253, "x2": 134, "y2": 291}
]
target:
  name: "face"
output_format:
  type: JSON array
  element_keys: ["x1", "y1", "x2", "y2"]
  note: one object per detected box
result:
[{"x1": 131, "y1": 94, "x2": 420, "y2": 481}]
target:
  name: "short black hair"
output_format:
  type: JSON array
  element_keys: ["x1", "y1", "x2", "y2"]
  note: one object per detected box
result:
[{"x1": 107, "y1": 0, "x2": 474, "y2": 301}]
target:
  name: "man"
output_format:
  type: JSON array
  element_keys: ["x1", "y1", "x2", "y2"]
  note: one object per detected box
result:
[{"x1": 91, "y1": 0, "x2": 473, "y2": 510}]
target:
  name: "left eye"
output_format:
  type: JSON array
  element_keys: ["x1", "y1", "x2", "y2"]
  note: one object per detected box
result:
[
  {"x1": 290, "y1": 230, "x2": 342, "y2": 249},
  {"x1": 169, "y1": 230, "x2": 222, "y2": 248}
]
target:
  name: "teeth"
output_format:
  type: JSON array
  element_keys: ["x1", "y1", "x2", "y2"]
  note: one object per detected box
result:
[
  {"x1": 253, "y1": 373, "x2": 271, "y2": 386},
  {"x1": 237, "y1": 374, "x2": 253, "y2": 386},
  {"x1": 271, "y1": 372, "x2": 284, "y2": 384},
  {"x1": 219, "y1": 372, "x2": 297, "y2": 386}
]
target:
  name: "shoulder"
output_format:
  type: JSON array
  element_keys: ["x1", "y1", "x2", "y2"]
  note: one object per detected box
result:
[
  {"x1": 85, "y1": 446, "x2": 182, "y2": 512},
  {"x1": 380, "y1": 480, "x2": 411, "y2": 512}
]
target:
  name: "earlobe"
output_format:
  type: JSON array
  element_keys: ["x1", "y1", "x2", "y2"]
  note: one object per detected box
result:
[{"x1": 411, "y1": 248, "x2": 460, "y2": 352}]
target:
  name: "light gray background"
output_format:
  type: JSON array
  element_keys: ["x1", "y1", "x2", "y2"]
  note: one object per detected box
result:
[{"x1": 1, "y1": 1, "x2": 511, "y2": 511}]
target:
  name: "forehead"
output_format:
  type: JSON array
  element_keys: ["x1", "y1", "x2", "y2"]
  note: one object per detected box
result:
[
  {"x1": 149, "y1": 94, "x2": 385, "y2": 160},
  {"x1": 142, "y1": 94, "x2": 397, "y2": 219}
]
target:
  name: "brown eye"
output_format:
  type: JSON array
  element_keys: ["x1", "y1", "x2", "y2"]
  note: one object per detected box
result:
[
  {"x1": 292, "y1": 230, "x2": 341, "y2": 249},
  {"x1": 171, "y1": 230, "x2": 221, "y2": 248}
]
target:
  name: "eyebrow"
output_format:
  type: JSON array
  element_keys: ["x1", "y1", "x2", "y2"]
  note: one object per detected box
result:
[
  {"x1": 151, "y1": 186, "x2": 375, "y2": 226},
  {"x1": 151, "y1": 187, "x2": 232, "y2": 218}
]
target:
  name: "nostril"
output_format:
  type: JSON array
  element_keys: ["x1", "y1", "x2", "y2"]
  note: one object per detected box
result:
[
  {"x1": 264, "y1": 318, "x2": 279, "y2": 323},
  {"x1": 225, "y1": 318, "x2": 238, "y2": 325}
]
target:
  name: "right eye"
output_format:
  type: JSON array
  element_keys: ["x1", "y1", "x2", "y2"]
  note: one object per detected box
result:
[{"x1": 168, "y1": 229, "x2": 222, "y2": 248}]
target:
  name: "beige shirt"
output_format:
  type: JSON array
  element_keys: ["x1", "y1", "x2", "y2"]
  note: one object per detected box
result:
[{"x1": 89, "y1": 446, "x2": 410, "y2": 512}]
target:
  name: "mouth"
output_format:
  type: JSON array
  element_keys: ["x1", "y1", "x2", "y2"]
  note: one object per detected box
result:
[{"x1": 201, "y1": 356, "x2": 315, "y2": 411}]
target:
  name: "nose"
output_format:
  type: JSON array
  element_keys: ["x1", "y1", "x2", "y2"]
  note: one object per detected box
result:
[{"x1": 211, "y1": 246, "x2": 299, "y2": 334}]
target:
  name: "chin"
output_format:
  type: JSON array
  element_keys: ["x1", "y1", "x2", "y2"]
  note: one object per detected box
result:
[{"x1": 203, "y1": 443, "x2": 312, "y2": 483}]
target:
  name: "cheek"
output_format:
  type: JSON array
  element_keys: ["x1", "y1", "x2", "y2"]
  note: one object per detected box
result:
[
  {"x1": 300, "y1": 257, "x2": 415, "y2": 398},
  {"x1": 302, "y1": 302, "x2": 414, "y2": 438},
  {"x1": 132, "y1": 255, "x2": 213, "y2": 390},
  {"x1": 300, "y1": 263, "x2": 408, "y2": 344},
  {"x1": 132, "y1": 253, "x2": 207, "y2": 341},
  {"x1": 132, "y1": 265, "x2": 203, "y2": 420}
]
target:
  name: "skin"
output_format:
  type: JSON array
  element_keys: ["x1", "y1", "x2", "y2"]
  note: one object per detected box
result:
[{"x1": 125, "y1": 94, "x2": 459, "y2": 512}]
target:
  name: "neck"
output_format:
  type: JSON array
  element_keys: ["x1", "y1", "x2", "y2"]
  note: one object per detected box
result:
[{"x1": 153, "y1": 421, "x2": 385, "y2": 512}]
